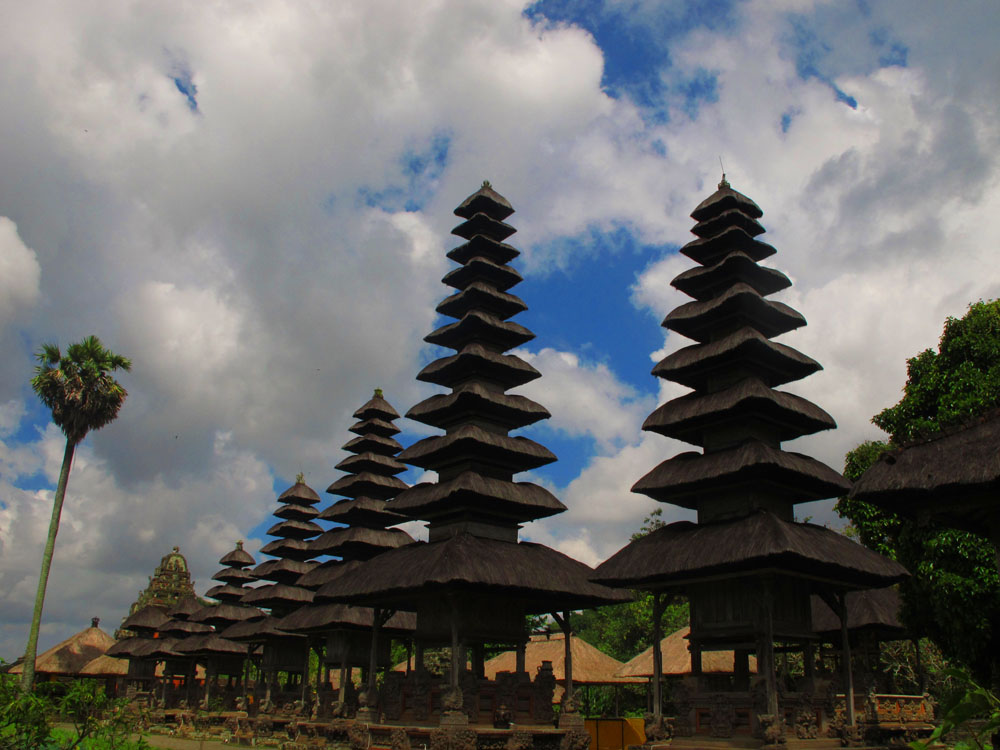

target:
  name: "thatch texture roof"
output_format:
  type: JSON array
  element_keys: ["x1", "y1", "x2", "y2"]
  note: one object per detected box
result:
[
  {"x1": 316, "y1": 532, "x2": 630, "y2": 611},
  {"x1": 484, "y1": 633, "x2": 640, "y2": 685},
  {"x1": 122, "y1": 605, "x2": 170, "y2": 633},
  {"x1": 417, "y1": 343, "x2": 541, "y2": 389},
  {"x1": 615, "y1": 627, "x2": 758, "y2": 678},
  {"x1": 406, "y1": 383, "x2": 549, "y2": 431},
  {"x1": 665, "y1": 283, "x2": 805, "y2": 343},
  {"x1": 447, "y1": 235, "x2": 519, "y2": 266},
  {"x1": 850, "y1": 410, "x2": 1000, "y2": 533},
  {"x1": 593, "y1": 510, "x2": 908, "y2": 589},
  {"x1": 632, "y1": 440, "x2": 850, "y2": 508},
  {"x1": 437, "y1": 283, "x2": 528, "y2": 321},
  {"x1": 399, "y1": 424, "x2": 556, "y2": 473},
  {"x1": 390, "y1": 472, "x2": 566, "y2": 522},
  {"x1": 276, "y1": 603, "x2": 416, "y2": 635},
  {"x1": 671, "y1": 252, "x2": 790, "y2": 302},
  {"x1": 9, "y1": 623, "x2": 115, "y2": 676},
  {"x1": 810, "y1": 587, "x2": 906, "y2": 641}
]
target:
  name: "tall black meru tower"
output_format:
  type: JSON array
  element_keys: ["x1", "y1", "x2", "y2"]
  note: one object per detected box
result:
[
  {"x1": 594, "y1": 178, "x2": 906, "y2": 731},
  {"x1": 326, "y1": 182, "x2": 626, "y2": 725}
]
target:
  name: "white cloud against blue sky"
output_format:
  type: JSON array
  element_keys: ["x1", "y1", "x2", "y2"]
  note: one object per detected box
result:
[{"x1": 1, "y1": 0, "x2": 999, "y2": 659}]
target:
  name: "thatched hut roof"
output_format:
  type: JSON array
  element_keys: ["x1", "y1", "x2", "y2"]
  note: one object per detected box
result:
[
  {"x1": 317, "y1": 532, "x2": 630, "y2": 612},
  {"x1": 275, "y1": 603, "x2": 416, "y2": 635},
  {"x1": 810, "y1": 587, "x2": 906, "y2": 641},
  {"x1": 9, "y1": 621, "x2": 115, "y2": 676},
  {"x1": 484, "y1": 633, "x2": 640, "y2": 685},
  {"x1": 593, "y1": 510, "x2": 908, "y2": 589},
  {"x1": 850, "y1": 409, "x2": 1000, "y2": 534},
  {"x1": 615, "y1": 627, "x2": 758, "y2": 678}
]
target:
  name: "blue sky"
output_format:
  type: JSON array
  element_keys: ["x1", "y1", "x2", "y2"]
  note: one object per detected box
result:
[{"x1": 1, "y1": 0, "x2": 999, "y2": 659}]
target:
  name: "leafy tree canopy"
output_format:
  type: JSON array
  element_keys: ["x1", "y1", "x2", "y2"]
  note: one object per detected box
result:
[{"x1": 836, "y1": 300, "x2": 1000, "y2": 686}]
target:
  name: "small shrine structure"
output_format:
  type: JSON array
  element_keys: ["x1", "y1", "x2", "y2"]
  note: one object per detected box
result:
[
  {"x1": 594, "y1": 178, "x2": 908, "y2": 742},
  {"x1": 116, "y1": 546, "x2": 197, "y2": 638}
]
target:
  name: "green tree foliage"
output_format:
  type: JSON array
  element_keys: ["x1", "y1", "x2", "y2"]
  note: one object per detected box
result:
[
  {"x1": 836, "y1": 300, "x2": 1000, "y2": 687},
  {"x1": 574, "y1": 508, "x2": 689, "y2": 663},
  {"x1": 21, "y1": 336, "x2": 131, "y2": 691}
]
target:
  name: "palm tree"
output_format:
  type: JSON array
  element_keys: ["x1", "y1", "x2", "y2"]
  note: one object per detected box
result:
[{"x1": 20, "y1": 335, "x2": 131, "y2": 691}]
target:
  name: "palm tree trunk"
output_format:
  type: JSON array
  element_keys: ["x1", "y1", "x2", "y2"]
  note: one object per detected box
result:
[{"x1": 21, "y1": 437, "x2": 77, "y2": 692}]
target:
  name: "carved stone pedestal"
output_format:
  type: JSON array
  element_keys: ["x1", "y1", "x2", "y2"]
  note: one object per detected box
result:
[{"x1": 440, "y1": 710, "x2": 469, "y2": 727}]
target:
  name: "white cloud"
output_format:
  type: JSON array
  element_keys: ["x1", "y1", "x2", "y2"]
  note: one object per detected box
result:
[{"x1": 0, "y1": 218, "x2": 41, "y2": 328}]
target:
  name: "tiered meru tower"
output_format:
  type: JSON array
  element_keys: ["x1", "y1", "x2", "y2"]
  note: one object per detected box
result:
[
  {"x1": 594, "y1": 178, "x2": 906, "y2": 731},
  {"x1": 327, "y1": 182, "x2": 626, "y2": 725}
]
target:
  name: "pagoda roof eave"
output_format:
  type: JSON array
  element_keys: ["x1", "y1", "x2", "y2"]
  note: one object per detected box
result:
[
  {"x1": 275, "y1": 603, "x2": 416, "y2": 635},
  {"x1": 592, "y1": 511, "x2": 908, "y2": 590},
  {"x1": 671, "y1": 252, "x2": 791, "y2": 301},
  {"x1": 406, "y1": 384, "x2": 550, "y2": 432},
  {"x1": 399, "y1": 425, "x2": 556, "y2": 473},
  {"x1": 314, "y1": 533, "x2": 631, "y2": 612},
  {"x1": 664, "y1": 283, "x2": 806, "y2": 343},
  {"x1": 390, "y1": 472, "x2": 566, "y2": 522},
  {"x1": 417, "y1": 344, "x2": 541, "y2": 389},
  {"x1": 632, "y1": 440, "x2": 850, "y2": 507}
]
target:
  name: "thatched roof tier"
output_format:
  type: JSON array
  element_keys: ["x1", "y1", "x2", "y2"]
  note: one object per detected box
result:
[
  {"x1": 212, "y1": 566, "x2": 257, "y2": 585},
  {"x1": 145, "y1": 637, "x2": 185, "y2": 660},
  {"x1": 454, "y1": 181, "x2": 515, "y2": 221},
  {"x1": 325, "y1": 471, "x2": 408, "y2": 500},
  {"x1": 349, "y1": 417, "x2": 400, "y2": 438},
  {"x1": 680, "y1": 225, "x2": 776, "y2": 267},
  {"x1": 276, "y1": 603, "x2": 416, "y2": 635},
  {"x1": 105, "y1": 636, "x2": 162, "y2": 660},
  {"x1": 390, "y1": 472, "x2": 566, "y2": 522},
  {"x1": 252, "y1": 558, "x2": 315, "y2": 583},
  {"x1": 691, "y1": 182, "x2": 763, "y2": 221},
  {"x1": 273, "y1": 502, "x2": 320, "y2": 521},
  {"x1": 447, "y1": 235, "x2": 519, "y2": 267},
  {"x1": 399, "y1": 424, "x2": 556, "y2": 474},
  {"x1": 442, "y1": 258, "x2": 522, "y2": 293},
  {"x1": 240, "y1": 583, "x2": 314, "y2": 610},
  {"x1": 691, "y1": 208, "x2": 765, "y2": 240},
  {"x1": 122, "y1": 605, "x2": 169, "y2": 634},
  {"x1": 308, "y1": 526, "x2": 414, "y2": 558},
  {"x1": 158, "y1": 618, "x2": 213, "y2": 637},
  {"x1": 485, "y1": 633, "x2": 639, "y2": 685},
  {"x1": 593, "y1": 511, "x2": 907, "y2": 589},
  {"x1": 205, "y1": 583, "x2": 252, "y2": 603},
  {"x1": 167, "y1": 596, "x2": 203, "y2": 620},
  {"x1": 615, "y1": 626, "x2": 758, "y2": 678},
  {"x1": 425, "y1": 310, "x2": 534, "y2": 351},
  {"x1": 296, "y1": 560, "x2": 361, "y2": 590},
  {"x1": 849, "y1": 410, "x2": 1000, "y2": 534},
  {"x1": 265, "y1": 518, "x2": 324, "y2": 540},
  {"x1": 643, "y1": 378, "x2": 837, "y2": 446},
  {"x1": 220, "y1": 615, "x2": 305, "y2": 642},
  {"x1": 342, "y1": 433, "x2": 404, "y2": 456},
  {"x1": 188, "y1": 603, "x2": 266, "y2": 628},
  {"x1": 653, "y1": 327, "x2": 822, "y2": 390},
  {"x1": 451, "y1": 212, "x2": 516, "y2": 242},
  {"x1": 6, "y1": 621, "x2": 114, "y2": 676},
  {"x1": 406, "y1": 384, "x2": 550, "y2": 431},
  {"x1": 664, "y1": 283, "x2": 805, "y2": 343},
  {"x1": 259, "y1": 537, "x2": 314, "y2": 561},
  {"x1": 315, "y1": 533, "x2": 630, "y2": 612},
  {"x1": 334, "y1": 452, "x2": 407, "y2": 476},
  {"x1": 277, "y1": 480, "x2": 321, "y2": 506},
  {"x1": 417, "y1": 343, "x2": 541, "y2": 389},
  {"x1": 811, "y1": 587, "x2": 905, "y2": 641},
  {"x1": 219, "y1": 543, "x2": 255, "y2": 567},
  {"x1": 172, "y1": 634, "x2": 248, "y2": 657},
  {"x1": 317, "y1": 497, "x2": 408, "y2": 527},
  {"x1": 632, "y1": 440, "x2": 850, "y2": 508},
  {"x1": 437, "y1": 283, "x2": 527, "y2": 321},
  {"x1": 671, "y1": 252, "x2": 790, "y2": 302},
  {"x1": 353, "y1": 391, "x2": 401, "y2": 421}
]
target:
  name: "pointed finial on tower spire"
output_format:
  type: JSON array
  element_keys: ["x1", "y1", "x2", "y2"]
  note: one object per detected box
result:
[
  {"x1": 718, "y1": 156, "x2": 729, "y2": 189},
  {"x1": 374, "y1": 387, "x2": 384, "y2": 398},
  {"x1": 295, "y1": 471, "x2": 304, "y2": 484}
]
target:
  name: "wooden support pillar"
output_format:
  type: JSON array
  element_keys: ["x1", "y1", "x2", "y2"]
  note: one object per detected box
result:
[
  {"x1": 913, "y1": 639, "x2": 925, "y2": 693},
  {"x1": 690, "y1": 643, "x2": 703, "y2": 676},
  {"x1": 759, "y1": 582, "x2": 778, "y2": 718},
  {"x1": 651, "y1": 593, "x2": 665, "y2": 719},
  {"x1": 301, "y1": 643, "x2": 311, "y2": 702},
  {"x1": 415, "y1": 640, "x2": 425, "y2": 672},
  {"x1": 804, "y1": 643, "x2": 816, "y2": 680},
  {"x1": 405, "y1": 640, "x2": 412, "y2": 675},
  {"x1": 836, "y1": 592, "x2": 856, "y2": 726},
  {"x1": 450, "y1": 600, "x2": 460, "y2": 691},
  {"x1": 472, "y1": 643, "x2": 485, "y2": 679},
  {"x1": 552, "y1": 610, "x2": 574, "y2": 702},
  {"x1": 515, "y1": 638, "x2": 526, "y2": 675},
  {"x1": 204, "y1": 662, "x2": 213, "y2": 709}
]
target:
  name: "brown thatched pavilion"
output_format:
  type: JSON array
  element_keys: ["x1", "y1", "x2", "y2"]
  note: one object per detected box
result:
[
  {"x1": 320, "y1": 182, "x2": 628, "y2": 738},
  {"x1": 850, "y1": 408, "x2": 1000, "y2": 569},
  {"x1": 594, "y1": 178, "x2": 907, "y2": 741}
]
